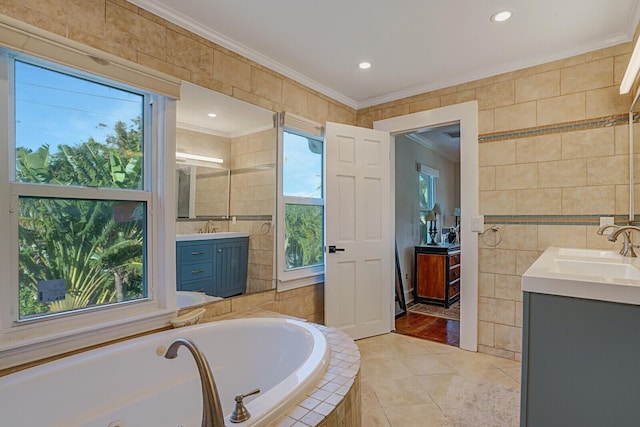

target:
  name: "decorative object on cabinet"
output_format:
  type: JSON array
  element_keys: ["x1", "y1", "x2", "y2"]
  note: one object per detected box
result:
[
  {"x1": 452, "y1": 207, "x2": 460, "y2": 227},
  {"x1": 424, "y1": 210, "x2": 437, "y2": 245},
  {"x1": 176, "y1": 236, "x2": 249, "y2": 298},
  {"x1": 414, "y1": 244, "x2": 460, "y2": 308}
]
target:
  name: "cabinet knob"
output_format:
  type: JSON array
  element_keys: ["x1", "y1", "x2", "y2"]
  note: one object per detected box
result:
[{"x1": 218, "y1": 249, "x2": 222, "y2": 253}]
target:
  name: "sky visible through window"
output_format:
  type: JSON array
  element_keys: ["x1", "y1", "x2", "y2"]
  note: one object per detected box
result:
[
  {"x1": 15, "y1": 60, "x2": 142, "y2": 153},
  {"x1": 283, "y1": 132, "x2": 322, "y2": 198}
]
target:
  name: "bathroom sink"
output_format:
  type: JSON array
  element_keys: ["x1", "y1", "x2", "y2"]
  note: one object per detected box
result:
[
  {"x1": 550, "y1": 259, "x2": 640, "y2": 280},
  {"x1": 176, "y1": 231, "x2": 249, "y2": 241},
  {"x1": 555, "y1": 247, "x2": 621, "y2": 259},
  {"x1": 522, "y1": 247, "x2": 640, "y2": 305}
]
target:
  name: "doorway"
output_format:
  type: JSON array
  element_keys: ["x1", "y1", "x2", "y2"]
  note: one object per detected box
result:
[
  {"x1": 394, "y1": 123, "x2": 461, "y2": 346},
  {"x1": 374, "y1": 101, "x2": 479, "y2": 352}
]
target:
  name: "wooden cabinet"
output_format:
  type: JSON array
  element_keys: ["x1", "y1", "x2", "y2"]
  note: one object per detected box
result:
[
  {"x1": 176, "y1": 237, "x2": 249, "y2": 298},
  {"x1": 414, "y1": 244, "x2": 460, "y2": 307}
]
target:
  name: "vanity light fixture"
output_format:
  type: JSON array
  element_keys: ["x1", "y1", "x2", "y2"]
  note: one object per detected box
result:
[
  {"x1": 490, "y1": 10, "x2": 512, "y2": 22},
  {"x1": 207, "y1": 113, "x2": 217, "y2": 118},
  {"x1": 176, "y1": 152, "x2": 224, "y2": 164},
  {"x1": 358, "y1": 62, "x2": 372, "y2": 70}
]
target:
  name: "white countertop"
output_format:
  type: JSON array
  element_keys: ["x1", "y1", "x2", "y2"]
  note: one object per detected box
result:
[
  {"x1": 176, "y1": 231, "x2": 249, "y2": 241},
  {"x1": 522, "y1": 247, "x2": 640, "y2": 305}
]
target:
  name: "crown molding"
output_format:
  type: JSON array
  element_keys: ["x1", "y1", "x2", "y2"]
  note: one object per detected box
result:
[
  {"x1": 127, "y1": 0, "x2": 358, "y2": 109},
  {"x1": 176, "y1": 121, "x2": 274, "y2": 139}
]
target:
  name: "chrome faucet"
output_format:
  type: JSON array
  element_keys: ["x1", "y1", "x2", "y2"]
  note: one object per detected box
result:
[
  {"x1": 597, "y1": 225, "x2": 640, "y2": 257},
  {"x1": 164, "y1": 338, "x2": 225, "y2": 427},
  {"x1": 199, "y1": 220, "x2": 219, "y2": 234}
]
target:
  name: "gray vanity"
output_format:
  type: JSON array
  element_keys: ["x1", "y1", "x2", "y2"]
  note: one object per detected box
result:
[
  {"x1": 520, "y1": 247, "x2": 640, "y2": 427},
  {"x1": 176, "y1": 232, "x2": 249, "y2": 298}
]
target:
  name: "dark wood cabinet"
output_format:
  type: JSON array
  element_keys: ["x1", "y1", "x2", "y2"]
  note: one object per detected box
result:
[{"x1": 414, "y1": 244, "x2": 460, "y2": 307}]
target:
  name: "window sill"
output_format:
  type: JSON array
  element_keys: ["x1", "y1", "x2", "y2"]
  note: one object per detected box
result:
[
  {"x1": 0, "y1": 308, "x2": 176, "y2": 371},
  {"x1": 277, "y1": 271, "x2": 325, "y2": 292}
]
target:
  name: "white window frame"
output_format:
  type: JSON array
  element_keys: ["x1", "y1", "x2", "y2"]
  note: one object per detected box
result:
[
  {"x1": 276, "y1": 119, "x2": 325, "y2": 291},
  {"x1": 0, "y1": 50, "x2": 176, "y2": 368}
]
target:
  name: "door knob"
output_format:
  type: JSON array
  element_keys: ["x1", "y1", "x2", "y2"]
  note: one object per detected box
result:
[{"x1": 328, "y1": 245, "x2": 345, "y2": 253}]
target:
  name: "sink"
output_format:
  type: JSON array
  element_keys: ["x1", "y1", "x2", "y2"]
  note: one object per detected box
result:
[
  {"x1": 176, "y1": 231, "x2": 249, "y2": 241},
  {"x1": 551, "y1": 259, "x2": 640, "y2": 280},
  {"x1": 555, "y1": 247, "x2": 621, "y2": 259},
  {"x1": 522, "y1": 247, "x2": 640, "y2": 305}
]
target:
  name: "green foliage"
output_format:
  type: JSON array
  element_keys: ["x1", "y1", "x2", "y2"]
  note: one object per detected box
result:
[
  {"x1": 284, "y1": 204, "x2": 323, "y2": 270},
  {"x1": 17, "y1": 119, "x2": 145, "y2": 319}
]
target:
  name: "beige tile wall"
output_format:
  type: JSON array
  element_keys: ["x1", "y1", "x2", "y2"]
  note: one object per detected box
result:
[{"x1": 2, "y1": 0, "x2": 638, "y2": 362}]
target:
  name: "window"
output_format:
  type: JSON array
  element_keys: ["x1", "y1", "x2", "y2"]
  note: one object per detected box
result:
[
  {"x1": 277, "y1": 119, "x2": 324, "y2": 288},
  {"x1": 11, "y1": 59, "x2": 150, "y2": 321},
  {"x1": 418, "y1": 164, "x2": 438, "y2": 244},
  {"x1": 0, "y1": 47, "x2": 175, "y2": 344}
]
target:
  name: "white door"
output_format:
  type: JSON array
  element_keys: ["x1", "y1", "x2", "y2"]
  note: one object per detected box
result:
[{"x1": 324, "y1": 122, "x2": 392, "y2": 340}]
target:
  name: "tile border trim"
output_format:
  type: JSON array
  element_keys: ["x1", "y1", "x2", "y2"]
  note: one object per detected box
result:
[
  {"x1": 479, "y1": 113, "x2": 640, "y2": 143},
  {"x1": 484, "y1": 214, "x2": 634, "y2": 226}
]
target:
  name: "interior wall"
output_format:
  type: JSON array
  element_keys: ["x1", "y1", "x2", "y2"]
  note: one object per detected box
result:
[{"x1": 394, "y1": 136, "x2": 460, "y2": 301}]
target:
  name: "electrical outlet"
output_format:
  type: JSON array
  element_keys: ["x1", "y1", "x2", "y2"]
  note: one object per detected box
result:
[{"x1": 599, "y1": 216, "x2": 615, "y2": 234}]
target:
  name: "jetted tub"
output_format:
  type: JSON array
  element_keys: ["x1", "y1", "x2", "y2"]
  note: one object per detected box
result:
[{"x1": 0, "y1": 317, "x2": 329, "y2": 427}]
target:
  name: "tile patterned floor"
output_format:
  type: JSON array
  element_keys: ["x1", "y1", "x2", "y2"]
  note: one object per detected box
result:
[{"x1": 356, "y1": 333, "x2": 521, "y2": 427}]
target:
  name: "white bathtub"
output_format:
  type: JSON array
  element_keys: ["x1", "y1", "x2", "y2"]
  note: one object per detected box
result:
[{"x1": 0, "y1": 317, "x2": 329, "y2": 427}]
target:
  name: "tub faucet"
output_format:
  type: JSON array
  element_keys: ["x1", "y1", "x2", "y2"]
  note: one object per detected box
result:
[
  {"x1": 598, "y1": 225, "x2": 640, "y2": 257},
  {"x1": 164, "y1": 338, "x2": 225, "y2": 427}
]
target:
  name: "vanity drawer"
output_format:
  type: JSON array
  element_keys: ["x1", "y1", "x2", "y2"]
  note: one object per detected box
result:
[
  {"x1": 178, "y1": 279, "x2": 210, "y2": 293},
  {"x1": 449, "y1": 252, "x2": 461, "y2": 266},
  {"x1": 450, "y1": 281, "x2": 460, "y2": 298},
  {"x1": 449, "y1": 266, "x2": 460, "y2": 282},
  {"x1": 179, "y1": 261, "x2": 213, "y2": 282},
  {"x1": 179, "y1": 243, "x2": 214, "y2": 263}
]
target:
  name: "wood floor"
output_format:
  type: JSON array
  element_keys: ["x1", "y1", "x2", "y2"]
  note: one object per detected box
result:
[{"x1": 394, "y1": 311, "x2": 460, "y2": 346}]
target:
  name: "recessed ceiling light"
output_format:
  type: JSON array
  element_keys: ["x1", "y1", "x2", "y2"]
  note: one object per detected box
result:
[
  {"x1": 490, "y1": 10, "x2": 512, "y2": 22},
  {"x1": 207, "y1": 113, "x2": 217, "y2": 118},
  {"x1": 358, "y1": 62, "x2": 371, "y2": 70}
]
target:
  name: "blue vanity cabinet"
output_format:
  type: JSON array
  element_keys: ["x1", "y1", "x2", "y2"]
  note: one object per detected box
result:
[
  {"x1": 212, "y1": 237, "x2": 249, "y2": 297},
  {"x1": 176, "y1": 236, "x2": 249, "y2": 297},
  {"x1": 176, "y1": 241, "x2": 216, "y2": 295},
  {"x1": 520, "y1": 292, "x2": 640, "y2": 426}
]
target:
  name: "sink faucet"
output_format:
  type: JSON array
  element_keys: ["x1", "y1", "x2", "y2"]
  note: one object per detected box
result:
[
  {"x1": 199, "y1": 220, "x2": 218, "y2": 234},
  {"x1": 164, "y1": 338, "x2": 225, "y2": 427},
  {"x1": 597, "y1": 225, "x2": 640, "y2": 257}
]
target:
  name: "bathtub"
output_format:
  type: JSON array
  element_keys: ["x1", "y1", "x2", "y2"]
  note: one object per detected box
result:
[{"x1": 0, "y1": 317, "x2": 329, "y2": 427}]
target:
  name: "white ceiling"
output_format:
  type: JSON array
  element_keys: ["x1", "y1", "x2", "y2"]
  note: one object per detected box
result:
[{"x1": 130, "y1": 0, "x2": 640, "y2": 109}]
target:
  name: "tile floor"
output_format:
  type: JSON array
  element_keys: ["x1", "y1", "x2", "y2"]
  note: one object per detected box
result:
[{"x1": 357, "y1": 332, "x2": 521, "y2": 427}]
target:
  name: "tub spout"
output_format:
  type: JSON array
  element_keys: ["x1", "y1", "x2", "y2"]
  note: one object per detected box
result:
[{"x1": 164, "y1": 338, "x2": 225, "y2": 427}]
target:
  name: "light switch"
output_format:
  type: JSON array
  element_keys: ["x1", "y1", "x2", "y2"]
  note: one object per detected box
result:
[{"x1": 471, "y1": 215, "x2": 484, "y2": 233}]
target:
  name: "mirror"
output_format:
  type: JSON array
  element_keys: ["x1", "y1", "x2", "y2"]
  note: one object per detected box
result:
[{"x1": 175, "y1": 82, "x2": 276, "y2": 303}]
